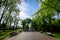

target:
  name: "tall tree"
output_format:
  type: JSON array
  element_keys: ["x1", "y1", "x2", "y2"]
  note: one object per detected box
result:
[{"x1": 0, "y1": 0, "x2": 20, "y2": 24}]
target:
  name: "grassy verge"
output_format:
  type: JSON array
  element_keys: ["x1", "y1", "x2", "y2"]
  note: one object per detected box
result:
[
  {"x1": 42, "y1": 32, "x2": 60, "y2": 38},
  {"x1": 0, "y1": 29, "x2": 21, "y2": 40},
  {"x1": 0, "y1": 31, "x2": 11, "y2": 40},
  {"x1": 51, "y1": 33, "x2": 60, "y2": 38}
]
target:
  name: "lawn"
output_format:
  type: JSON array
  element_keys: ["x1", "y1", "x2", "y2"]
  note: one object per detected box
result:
[
  {"x1": 42, "y1": 32, "x2": 60, "y2": 38},
  {"x1": 51, "y1": 33, "x2": 60, "y2": 38},
  {"x1": 0, "y1": 29, "x2": 21, "y2": 40}
]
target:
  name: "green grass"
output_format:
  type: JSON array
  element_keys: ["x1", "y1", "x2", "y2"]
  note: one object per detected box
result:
[
  {"x1": 0, "y1": 29, "x2": 21, "y2": 40},
  {"x1": 42, "y1": 32, "x2": 60, "y2": 38},
  {"x1": 0, "y1": 30, "x2": 12, "y2": 40},
  {"x1": 51, "y1": 33, "x2": 60, "y2": 38}
]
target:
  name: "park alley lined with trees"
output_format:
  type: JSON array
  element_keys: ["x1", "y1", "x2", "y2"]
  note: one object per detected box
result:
[
  {"x1": 22, "y1": 0, "x2": 60, "y2": 33},
  {"x1": 0, "y1": 0, "x2": 60, "y2": 40}
]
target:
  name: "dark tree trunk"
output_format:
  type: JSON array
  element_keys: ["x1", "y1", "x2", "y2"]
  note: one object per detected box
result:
[
  {"x1": 23, "y1": 25, "x2": 24, "y2": 30},
  {"x1": 49, "y1": 17, "x2": 53, "y2": 32},
  {"x1": 0, "y1": 6, "x2": 9, "y2": 23},
  {"x1": 2, "y1": 22, "x2": 6, "y2": 32},
  {"x1": 0, "y1": 6, "x2": 9, "y2": 31}
]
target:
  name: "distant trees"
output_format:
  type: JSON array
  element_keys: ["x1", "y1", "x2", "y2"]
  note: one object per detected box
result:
[
  {"x1": 21, "y1": 18, "x2": 32, "y2": 30},
  {"x1": 21, "y1": 20, "x2": 26, "y2": 30}
]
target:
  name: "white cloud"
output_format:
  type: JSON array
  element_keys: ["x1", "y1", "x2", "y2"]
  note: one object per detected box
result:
[
  {"x1": 43, "y1": 0, "x2": 45, "y2": 1},
  {"x1": 18, "y1": 0, "x2": 29, "y2": 12},
  {"x1": 19, "y1": 11, "x2": 31, "y2": 20},
  {"x1": 17, "y1": 0, "x2": 31, "y2": 19}
]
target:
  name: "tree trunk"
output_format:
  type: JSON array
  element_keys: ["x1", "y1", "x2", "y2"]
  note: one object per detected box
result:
[
  {"x1": 0, "y1": 6, "x2": 9, "y2": 31},
  {"x1": 49, "y1": 17, "x2": 53, "y2": 32},
  {"x1": 3, "y1": 11, "x2": 11, "y2": 30},
  {"x1": 0, "y1": 6, "x2": 9, "y2": 24}
]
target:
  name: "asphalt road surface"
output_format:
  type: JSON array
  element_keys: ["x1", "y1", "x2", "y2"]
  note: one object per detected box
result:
[{"x1": 4, "y1": 32, "x2": 60, "y2": 40}]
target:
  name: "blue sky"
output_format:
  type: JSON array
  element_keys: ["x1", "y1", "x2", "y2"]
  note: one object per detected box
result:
[{"x1": 18, "y1": 0, "x2": 40, "y2": 19}]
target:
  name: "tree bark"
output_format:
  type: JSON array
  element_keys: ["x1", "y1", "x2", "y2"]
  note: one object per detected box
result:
[
  {"x1": 0, "y1": 6, "x2": 9, "y2": 24},
  {"x1": 49, "y1": 17, "x2": 53, "y2": 32}
]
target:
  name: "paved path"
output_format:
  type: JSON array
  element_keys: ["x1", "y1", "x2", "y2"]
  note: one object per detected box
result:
[{"x1": 4, "y1": 32, "x2": 60, "y2": 40}]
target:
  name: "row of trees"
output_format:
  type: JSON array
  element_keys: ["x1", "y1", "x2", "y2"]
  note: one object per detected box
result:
[
  {"x1": 31, "y1": 0, "x2": 60, "y2": 32},
  {"x1": 0, "y1": 0, "x2": 21, "y2": 31},
  {"x1": 21, "y1": 18, "x2": 31, "y2": 30}
]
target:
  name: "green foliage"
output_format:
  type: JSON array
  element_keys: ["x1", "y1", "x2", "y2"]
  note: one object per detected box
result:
[
  {"x1": 0, "y1": 0, "x2": 21, "y2": 31},
  {"x1": 31, "y1": 0, "x2": 60, "y2": 32},
  {"x1": 21, "y1": 18, "x2": 32, "y2": 30}
]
